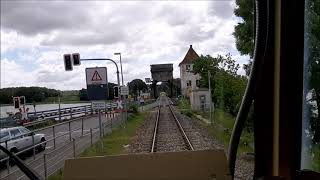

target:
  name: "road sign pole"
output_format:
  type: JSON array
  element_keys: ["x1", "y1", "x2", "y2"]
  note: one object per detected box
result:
[
  {"x1": 99, "y1": 110, "x2": 102, "y2": 138},
  {"x1": 125, "y1": 95, "x2": 128, "y2": 122}
]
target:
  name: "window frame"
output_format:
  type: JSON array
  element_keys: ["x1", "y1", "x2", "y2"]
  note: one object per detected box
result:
[
  {"x1": 186, "y1": 64, "x2": 191, "y2": 72},
  {"x1": 186, "y1": 80, "x2": 192, "y2": 87}
]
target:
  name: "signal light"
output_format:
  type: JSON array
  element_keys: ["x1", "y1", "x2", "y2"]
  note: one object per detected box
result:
[
  {"x1": 72, "y1": 53, "x2": 81, "y2": 66},
  {"x1": 64, "y1": 54, "x2": 73, "y2": 71},
  {"x1": 114, "y1": 86, "x2": 119, "y2": 98},
  {"x1": 14, "y1": 97, "x2": 20, "y2": 109}
]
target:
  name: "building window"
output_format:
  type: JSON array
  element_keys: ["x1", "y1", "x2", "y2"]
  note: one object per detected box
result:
[
  {"x1": 196, "y1": 80, "x2": 200, "y2": 87},
  {"x1": 187, "y1": 80, "x2": 192, "y2": 87},
  {"x1": 186, "y1": 64, "x2": 191, "y2": 72}
]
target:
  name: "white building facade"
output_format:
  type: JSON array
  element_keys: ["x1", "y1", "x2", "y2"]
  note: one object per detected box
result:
[
  {"x1": 179, "y1": 45, "x2": 201, "y2": 97},
  {"x1": 179, "y1": 45, "x2": 212, "y2": 112}
]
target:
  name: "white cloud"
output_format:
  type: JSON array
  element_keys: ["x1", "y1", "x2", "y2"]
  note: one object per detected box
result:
[
  {"x1": 1, "y1": 31, "x2": 45, "y2": 54},
  {"x1": 1, "y1": 58, "x2": 36, "y2": 87},
  {"x1": 1, "y1": 0, "x2": 250, "y2": 90}
]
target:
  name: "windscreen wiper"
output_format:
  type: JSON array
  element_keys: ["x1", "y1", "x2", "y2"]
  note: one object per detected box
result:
[{"x1": 0, "y1": 145, "x2": 40, "y2": 180}]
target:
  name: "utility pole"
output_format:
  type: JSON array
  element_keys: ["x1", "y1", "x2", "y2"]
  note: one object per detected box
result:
[{"x1": 208, "y1": 71, "x2": 213, "y2": 124}]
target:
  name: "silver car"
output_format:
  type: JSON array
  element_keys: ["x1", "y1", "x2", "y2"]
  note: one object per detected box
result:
[{"x1": 0, "y1": 126, "x2": 46, "y2": 162}]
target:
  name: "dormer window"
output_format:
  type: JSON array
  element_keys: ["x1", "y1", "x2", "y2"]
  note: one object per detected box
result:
[{"x1": 186, "y1": 64, "x2": 191, "y2": 72}]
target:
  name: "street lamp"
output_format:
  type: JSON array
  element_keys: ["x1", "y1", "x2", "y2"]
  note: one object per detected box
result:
[
  {"x1": 114, "y1": 52, "x2": 127, "y2": 123},
  {"x1": 114, "y1": 52, "x2": 124, "y2": 86}
]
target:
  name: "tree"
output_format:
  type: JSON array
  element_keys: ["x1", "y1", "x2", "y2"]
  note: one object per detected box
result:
[
  {"x1": 306, "y1": 0, "x2": 320, "y2": 143},
  {"x1": 233, "y1": 0, "x2": 255, "y2": 76},
  {"x1": 79, "y1": 88, "x2": 88, "y2": 101},
  {"x1": 128, "y1": 79, "x2": 148, "y2": 99},
  {"x1": 193, "y1": 54, "x2": 247, "y2": 116},
  {"x1": 0, "y1": 87, "x2": 61, "y2": 103}
]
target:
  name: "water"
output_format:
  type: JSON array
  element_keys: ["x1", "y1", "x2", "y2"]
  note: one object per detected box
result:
[{"x1": 0, "y1": 103, "x2": 91, "y2": 118}]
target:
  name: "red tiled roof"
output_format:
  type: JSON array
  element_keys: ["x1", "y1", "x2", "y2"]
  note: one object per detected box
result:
[{"x1": 178, "y1": 45, "x2": 199, "y2": 66}]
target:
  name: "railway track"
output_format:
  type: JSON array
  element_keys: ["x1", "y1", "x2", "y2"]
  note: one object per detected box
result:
[{"x1": 150, "y1": 96, "x2": 194, "y2": 153}]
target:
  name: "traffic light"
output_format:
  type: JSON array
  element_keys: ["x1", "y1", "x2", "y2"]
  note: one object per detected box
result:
[
  {"x1": 64, "y1": 54, "x2": 73, "y2": 71},
  {"x1": 13, "y1": 97, "x2": 20, "y2": 109},
  {"x1": 114, "y1": 86, "x2": 119, "y2": 98},
  {"x1": 72, "y1": 53, "x2": 81, "y2": 66},
  {"x1": 20, "y1": 96, "x2": 26, "y2": 106}
]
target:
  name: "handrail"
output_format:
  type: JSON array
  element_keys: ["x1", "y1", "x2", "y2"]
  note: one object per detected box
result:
[
  {"x1": 0, "y1": 145, "x2": 40, "y2": 180},
  {"x1": 27, "y1": 105, "x2": 91, "y2": 115}
]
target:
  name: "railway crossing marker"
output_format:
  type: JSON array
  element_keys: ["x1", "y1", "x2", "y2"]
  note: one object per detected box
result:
[{"x1": 116, "y1": 100, "x2": 123, "y2": 109}]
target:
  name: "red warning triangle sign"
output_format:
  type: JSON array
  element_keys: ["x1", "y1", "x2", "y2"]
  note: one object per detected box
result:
[{"x1": 91, "y1": 70, "x2": 103, "y2": 81}]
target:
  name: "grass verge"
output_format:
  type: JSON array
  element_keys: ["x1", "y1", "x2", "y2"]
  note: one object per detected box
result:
[
  {"x1": 48, "y1": 112, "x2": 146, "y2": 180},
  {"x1": 178, "y1": 98, "x2": 254, "y2": 153},
  {"x1": 81, "y1": 112, "x2": 146, "y2": 156},
  {"x1": 311, "y1": 144, "x2": 320, "y2": 172}
]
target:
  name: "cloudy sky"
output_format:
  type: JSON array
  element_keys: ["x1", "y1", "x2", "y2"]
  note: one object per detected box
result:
[{"x1": 1, "y1": 0, "x2": 249, "y2": 90}]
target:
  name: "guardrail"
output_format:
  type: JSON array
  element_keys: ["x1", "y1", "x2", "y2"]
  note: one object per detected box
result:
[
  {"x1": 0, "y1": 103, "x2": 118, "y2": 128},
  {"x1": 27, "y1": 103, "x2": 119, "y2": 121},
  {"x1": 0, "y1": 110, "x2": 127, "y2": 179}
]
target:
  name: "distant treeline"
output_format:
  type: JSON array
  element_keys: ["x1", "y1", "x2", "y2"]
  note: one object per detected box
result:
[
  {"x1": 0, "y1": 87, "x2": 61, "y2": 104},
  {"x1": 0, "y1": 87, "x2": 62, "y2": 104},
  {"x1": 0, "y1": 81, "x2": 151, "y2": 104}
]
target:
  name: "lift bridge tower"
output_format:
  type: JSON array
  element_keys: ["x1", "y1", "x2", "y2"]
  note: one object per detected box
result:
[{"x1": 150, "y1": 64, "x2": 173, "y2": 98}]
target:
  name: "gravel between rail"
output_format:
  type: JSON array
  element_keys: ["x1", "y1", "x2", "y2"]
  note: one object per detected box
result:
[{"x1": 128, "y1": 105, "x2": 254, "y2": 180}]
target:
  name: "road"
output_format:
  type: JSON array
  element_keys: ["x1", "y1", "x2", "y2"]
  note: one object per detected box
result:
[{"x1": 0, "y1": 112, "x2": 125, "y2": 180}]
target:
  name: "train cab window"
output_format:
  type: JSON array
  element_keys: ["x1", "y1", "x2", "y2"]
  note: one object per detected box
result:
[{"x1": 301, "y1": 0, "x2": 320, "y2": 173}]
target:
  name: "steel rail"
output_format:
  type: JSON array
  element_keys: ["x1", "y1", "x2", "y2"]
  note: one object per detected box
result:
[
  {"x1": 150, "y1": 105, "x2": 161, "y2": 153},
  {"x1": 168, "y1": 104, "x2": 194, "y2": 151}
]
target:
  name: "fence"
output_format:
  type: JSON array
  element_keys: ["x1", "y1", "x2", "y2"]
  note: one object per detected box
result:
[
  {"x1": 26, "y1": 103, "x2": 118, "y2": 123},
  {"x1": 0, "y1": 110, "x2": 127, "y2": 180}
]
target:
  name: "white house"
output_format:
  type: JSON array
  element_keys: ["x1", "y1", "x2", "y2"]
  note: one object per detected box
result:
[
  {"x1": 179, "y1": 45, "x2": 212, "y2": 111},
  {"x1": 179, "y1": 45, "x2": 201, "y2": 97}
]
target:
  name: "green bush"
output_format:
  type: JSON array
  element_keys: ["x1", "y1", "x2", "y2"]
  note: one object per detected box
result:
[
  {"x1": 129, "y1": 104, "x2": 138, "y2": 114},
  {"x1": 185, "y1": 111, "x2": 193, "y2": 117},
  {"x1": 181, "y1": 109, "x2": 193, "y2": 117}
]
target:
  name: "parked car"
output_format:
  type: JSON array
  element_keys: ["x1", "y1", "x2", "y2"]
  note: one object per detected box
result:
[{"x1": 0, "y1": 126, "x2": 46, "y2": 162}]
